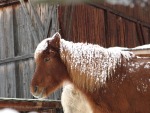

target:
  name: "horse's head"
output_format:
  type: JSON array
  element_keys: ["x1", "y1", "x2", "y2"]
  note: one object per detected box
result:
[{"x1": 30, "y1": 32, "x2": 69, "y2": 98}]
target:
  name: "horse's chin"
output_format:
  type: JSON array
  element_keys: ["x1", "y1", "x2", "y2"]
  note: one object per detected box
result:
[{"x1": 31, "y1": 88, "x2": 47, "y2": 99}]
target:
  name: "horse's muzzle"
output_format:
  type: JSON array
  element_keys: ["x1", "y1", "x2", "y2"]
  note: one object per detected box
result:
[{"x1": 30, "y1": 85, "x2": 46, "y2": 99}]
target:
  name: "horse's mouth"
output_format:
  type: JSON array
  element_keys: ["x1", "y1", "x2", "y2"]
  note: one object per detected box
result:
[{"x1": 31, "y1": 88, "x2": 46, "y2": 99}]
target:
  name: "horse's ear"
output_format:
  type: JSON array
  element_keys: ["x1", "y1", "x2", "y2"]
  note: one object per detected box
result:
[{"x1": 51, "y1": 32, "x2": 61, "y2": 48}]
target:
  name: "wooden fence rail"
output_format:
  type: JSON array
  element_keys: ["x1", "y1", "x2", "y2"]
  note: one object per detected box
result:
[
  {"x1": 0, "y1": 54, "x2": 34, "y2": 65},
  {"x1": 0, "y1": 98, "x2": 62, "y2": 112}
]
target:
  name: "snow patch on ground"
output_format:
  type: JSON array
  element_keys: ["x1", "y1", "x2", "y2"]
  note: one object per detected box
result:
[
  {"x1": 0, "y1": 108, "x2": 19, "y2": 113},
  {"x1": 0, "y1": 108, "x2": 38, "y2": 113}
]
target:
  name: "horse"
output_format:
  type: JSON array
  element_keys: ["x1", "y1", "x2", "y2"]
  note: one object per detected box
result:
[{"x1": 30, "y1": 32, "x2": 150, "y2": 113}]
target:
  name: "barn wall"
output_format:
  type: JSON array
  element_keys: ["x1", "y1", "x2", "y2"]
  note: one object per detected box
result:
[
  {"x1": 103, "y1": 3, "x2": 150, "y2": 25},
  {"x1": 0, "y1": 2, "x2": 62, "y2": 100},
  {"x1": 59, "y1": 4, "x2": 150, "y2": 48}
]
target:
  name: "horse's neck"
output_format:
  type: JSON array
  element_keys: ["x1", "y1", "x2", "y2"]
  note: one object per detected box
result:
[{"x1": 60, "y1": 39, "x2": 133, "y2": 92}]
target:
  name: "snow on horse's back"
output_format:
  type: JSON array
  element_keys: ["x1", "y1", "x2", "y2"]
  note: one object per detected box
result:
[{"x1": 31, "y1": 32, "x2": 150, "y2": 113}]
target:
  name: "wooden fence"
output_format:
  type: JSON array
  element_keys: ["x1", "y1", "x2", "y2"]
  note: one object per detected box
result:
[
  {"x1": 0, "y1": 1, "x2": 63, "y2": 112},
  {"x1": 0, "y1": 98, "x2": 62, "y2": 113}
]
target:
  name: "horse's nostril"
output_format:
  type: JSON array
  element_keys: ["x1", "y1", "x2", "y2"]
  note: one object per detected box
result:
[{"x1": 34, "y1": 86, "x2": 38, "y2": 93}]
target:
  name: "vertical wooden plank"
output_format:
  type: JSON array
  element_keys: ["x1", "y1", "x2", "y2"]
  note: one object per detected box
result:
[
  {"x1": 28, "y1": 0, "x2": 44, "y2": 39},
  {"x1": 13, "y1": 5, "x2": 24, "y2": 98},
  {"x1": 124, "y1": 20, "x2": 137, "y2": 47},
  {"x1": 0, "y1": 9, "x2": 6, "y2": 59},
  {"x1": 0, "y1": 9, "x2": 7, "y2": 97},
  {"x1": 141, "y1": 26, "x2": 150, "y2": 44},
  {"x1": 14, "y1": 5, "x2": 34, "y2": 98},
  {"x1": 94, "y1": 8, "x2": 106, "y2": 46},
  {"x1": 22, "y1": 60, "x2": 33, "y2": 98},
  {"x1": 28, "y1": 59, "x2": 35, "y2": 98},
  {"x1": 43, "y1": 5, "x2": 54, "y2": 38},
  {"x1": 0, "y1": 7, "x2": 16, "y2": 98},
  {"x1": 0, "y1": 65, "x2": 6, "y2": 97},
  {"x1": 5, "y1": 7, "x2": 16, "y2": 98},
  {"x1": 50, "y1": 6, "x2": 59, "y2": 37},
  {"x1": 0, "y1": 9, "x2": 5, "y2": 96},
  {"x1": 19, "y1": 0, "x2": 39, "y2": 45},
  {"x1": 136, "y1": 23, "x2": 145, "y2": 45},
  {"x1": 107, "y1": 12, "x2": 117, "y2": 47},
  {"x1": 18, "y1": 5, "x2": 33, "y2": 98},
  {"x1": 72, "y1": 5, "x2": 81, "y2": 42},
  {"x1": 116, "y1": 17, "x2": 125, "y2": 47}
]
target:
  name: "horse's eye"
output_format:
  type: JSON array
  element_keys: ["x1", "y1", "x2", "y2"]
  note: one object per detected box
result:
[{"x1": 44, "y1": 58, "x2": 50, "y2": 62}]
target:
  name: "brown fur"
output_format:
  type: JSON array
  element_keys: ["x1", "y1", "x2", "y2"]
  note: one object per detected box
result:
[{"x1": 31, "y1": 32, "x2": 150, "y2": 113}]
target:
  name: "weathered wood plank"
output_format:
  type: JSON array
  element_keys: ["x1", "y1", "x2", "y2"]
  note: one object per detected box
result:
[
  {"x1": 0, "y1": 8, "x2": 6, "y2": 96},
  {"x1": 43, "y1": 5, "x2": 54, "y2": 38},
  {"x1": 0, "y1": 7, "x2": 16, "y2": 98},
  {"x1": 5, "y1": 7, "x2": 16, "y2": 98},
  {"x1": 116, "y1": 17, "x2": 125, "y2": 46},
  {"x1": 28, "y1": 0, "x2": 44, "y2": 39},
  {"x1": 124, "y1": 20, "x2": 137, "y2": 47},
  {"x1": 0, "y1": 54, "x2": 33, "y2": 65},
  {"x1": 136, "y1": 23, "x2": 145, "y2": 45},
  {"x1": 0, "y1": 98, "x2": 62, "y2": 112},
  {"x1": 107, "y1": 12, "x2": 117, "y2": 47},
  {"x1": 19, "y1": 0, "x2": 39, "y2": 45},
  {"x1": 141, "y1": 26, "x2": 150, "y2": 44},
  {"x1": 22, "y1": 60, "x2": 34, "y2": 98}
]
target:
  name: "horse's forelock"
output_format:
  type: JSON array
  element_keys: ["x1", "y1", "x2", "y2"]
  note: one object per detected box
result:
[
  {"x1": 34, "y1": 33, "x2": 61, "y2": 60},
  {"x1": 34, "y1": 38, "x2": 52, "y2": 59}
]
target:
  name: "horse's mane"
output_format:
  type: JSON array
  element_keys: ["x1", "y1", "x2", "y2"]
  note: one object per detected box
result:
[{"x1": 60, "y1": 39, "x2": 134, "y2": 92}]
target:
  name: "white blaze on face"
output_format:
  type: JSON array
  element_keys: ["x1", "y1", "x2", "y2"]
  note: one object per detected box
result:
[{"x1": 34, "y1": 32, "x2": 60, "y2": 60}]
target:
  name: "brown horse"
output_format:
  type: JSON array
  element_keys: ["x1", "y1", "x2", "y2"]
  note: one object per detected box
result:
[{"x1": 30, "y1": 32, "x2": 150, "y2": 113}]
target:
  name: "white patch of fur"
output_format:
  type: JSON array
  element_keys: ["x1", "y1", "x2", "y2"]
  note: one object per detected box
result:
[
  {"x1": 34, "y1": 38, "x2": 49, "y2": 59},
  {"x1": 34, "y1": 33, "x2": 61, "y2": 59},
  {"x1": 144, "y1": 62, "x2": 150, "y2": 69},
  {"x1": 61, "y1": 83, "x2": 93, "y2": 113},
  {"x1": 60, "y1": 39, "x2": 134, "y2": 92}
]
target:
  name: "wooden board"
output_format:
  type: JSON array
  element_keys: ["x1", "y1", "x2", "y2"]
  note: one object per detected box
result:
[{"x1": 0, "y1": 98, "x2": 62, "y2": 112}]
